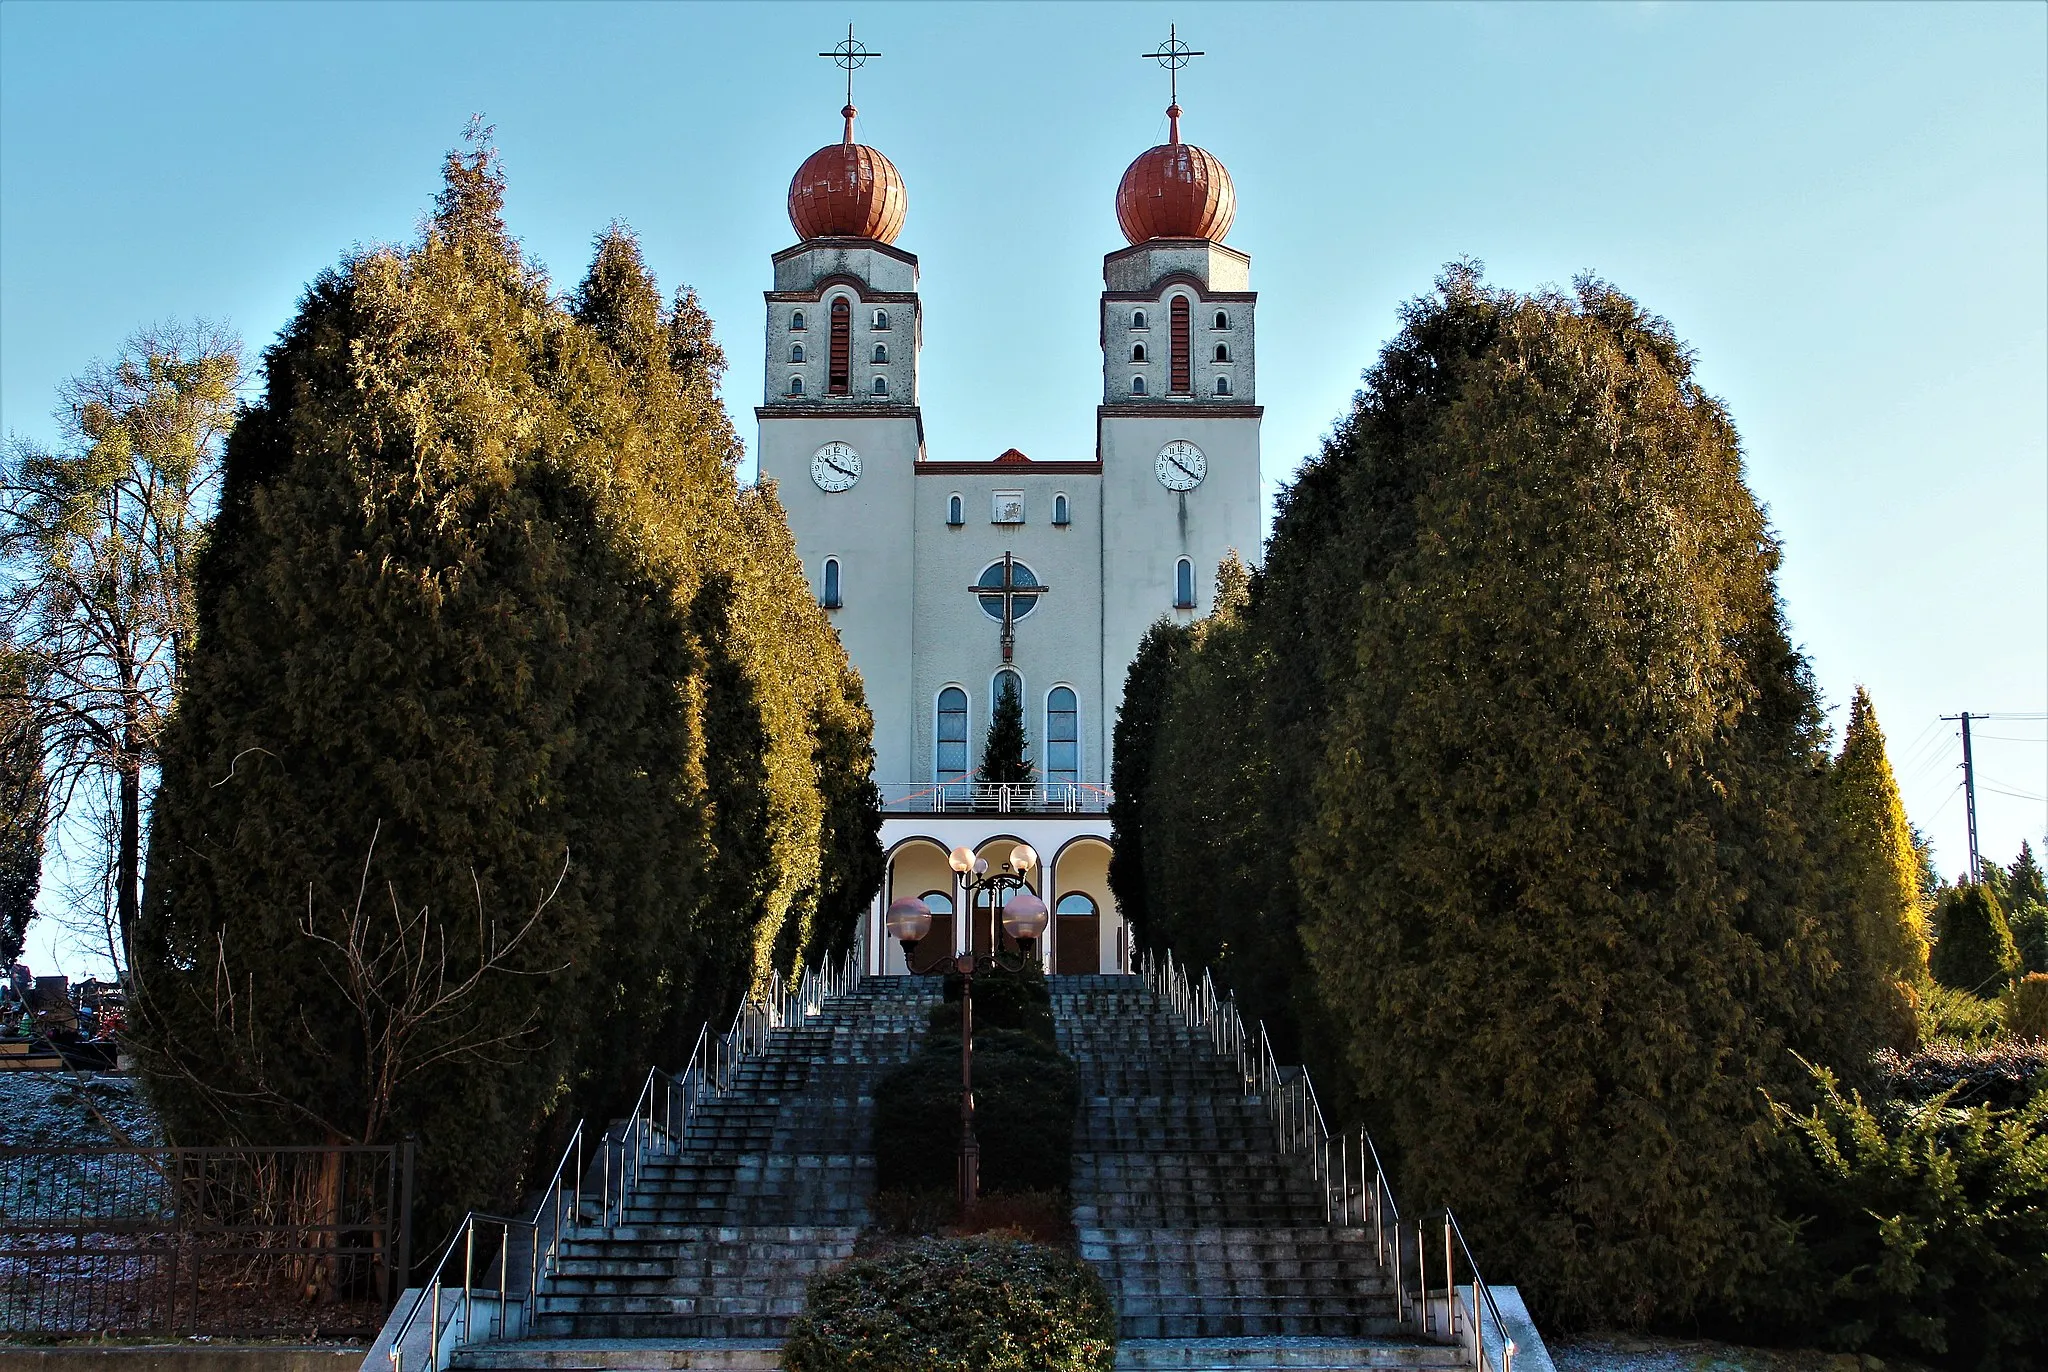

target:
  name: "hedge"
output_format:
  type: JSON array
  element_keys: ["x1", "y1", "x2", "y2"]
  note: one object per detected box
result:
[{"x1": 783, "y1": 1237, "x2": 1115, "y2": 1372}]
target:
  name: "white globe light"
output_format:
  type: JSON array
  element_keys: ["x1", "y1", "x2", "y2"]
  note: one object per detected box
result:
[
  {"x1": 1002, "y1": 891, "x2": 1049, "y2": 942},
  {"x1": 1009, "y1": 843, "x2": 1039, "y2": 873},
  {"x1": 885, "y1": 896, "x2": 932, "y2": 944},
  {"x1": 948, "y1": 845, "x2": 974, "y2": 874}
]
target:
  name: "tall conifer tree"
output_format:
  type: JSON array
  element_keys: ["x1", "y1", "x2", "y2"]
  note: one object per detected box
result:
[
  {"x1": 1829, "y1": 686, "x2": 1930, "y2": 1049},
  {"x1": 135, "y1": 136, "x2": 879, "y2": 1228},
  {"x1": 979, "y1": 676, "x2": 1031, "y2": 784}
]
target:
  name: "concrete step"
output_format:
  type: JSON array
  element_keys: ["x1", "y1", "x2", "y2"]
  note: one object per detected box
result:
[
  {"x1": 453, "y1": 1337, "x2": 783, "y2": 1367},
  {"x1": 1115, "y1": 1338, "x2": 1471, "y2": 1369}
]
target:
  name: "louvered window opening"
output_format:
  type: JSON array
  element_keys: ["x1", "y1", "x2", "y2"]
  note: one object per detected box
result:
[
  {"x1": 1170, "y1": 297, "x2": 1191, "y2": 394},
  {"x1": 829, "y1": 299, "x2": 851, "y2": 395}
]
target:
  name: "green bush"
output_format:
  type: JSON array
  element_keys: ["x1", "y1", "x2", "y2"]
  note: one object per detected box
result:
[
  {"x1": 1758, "y1": 1060, "x2": 2048, "y2": 1369},
  {"x1": 873, "y1": 1027, "x2": 1077, "y2": 1199},
  {"x1": 2002, "y1": 972, "x2": 2048, "y2": 1043},
  {"x1": 1932, "y1": 882, "x2": 2021, "y2": 995},
  {"x1": 2010, "y1": 899, "x2": 2048, "y2": 976},
  {"x1": 784, "y1": 1237, "x2": 1115, "y2": 1372},
  {"x1": 1917, "y1": 981, "x2": 2007, "y2": 1048},
  {"x1": 927, "y1": 964, "x2": 1056, "y2": 1044}
]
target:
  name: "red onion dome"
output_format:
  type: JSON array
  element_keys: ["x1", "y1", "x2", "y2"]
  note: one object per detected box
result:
[
  {"x1": 1115, "y1": 104, "x2": 1235, "y2": 244},
  {"x1": 787, "y1": 105, "x2": 908, "y2": 244}
]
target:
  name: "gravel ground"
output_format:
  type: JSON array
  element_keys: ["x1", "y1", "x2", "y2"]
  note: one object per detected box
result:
[
  {"x1": 1552, "y1": 1336, "x2": 1925, "y2": 1372},
  {"x1": 0, "y1": 1071, "x2": 161, "y2": 1149}
]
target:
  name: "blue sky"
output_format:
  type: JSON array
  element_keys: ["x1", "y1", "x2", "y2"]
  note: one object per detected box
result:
[{"x1": 3, "y1": 1, "x2": 2043, "y2": 975}]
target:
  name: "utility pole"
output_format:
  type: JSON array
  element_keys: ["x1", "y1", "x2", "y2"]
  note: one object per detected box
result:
[{"x1": 1942, "y1": 712, "x2": 1982, "y2": 880}]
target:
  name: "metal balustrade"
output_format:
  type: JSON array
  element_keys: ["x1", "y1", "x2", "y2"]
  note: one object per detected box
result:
[
  {"x1": 385, "y1": 945, "x2": 865, "y2": 1371},
  {"x1": 877, "y1": 781, "x2": 1111, "y2": 814},
  {"x1": 1138, "y1": 948, "x2": 1516, "y2": 1371}
]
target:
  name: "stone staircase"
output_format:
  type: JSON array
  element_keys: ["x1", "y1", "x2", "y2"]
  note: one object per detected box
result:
[
  {"x1": 442, "y1": 972, "x2": 1477, "y2": 1371},
  {"x1": 449, "y1": 976, "x2": 940, "y2": 1369},
  {"x1": 1058, "y1": 975, "x2": 1463, "y2": 1371}
]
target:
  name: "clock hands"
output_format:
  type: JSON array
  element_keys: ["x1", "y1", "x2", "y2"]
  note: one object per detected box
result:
[
  {"x1": 1167, "y1": 455, "x2": 1198, "y2": 481},
  {"x1": 825, "y1": 458, "x2": 856, "y2": 478}
]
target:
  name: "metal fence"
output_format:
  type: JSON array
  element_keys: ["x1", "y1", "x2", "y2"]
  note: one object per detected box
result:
[
  {"x1": 877, "y1": 781, "x2": 1112, "y2": 814},
  {"x1": 0, "y1": 1143, "x2": 414, "y2": 1340}
]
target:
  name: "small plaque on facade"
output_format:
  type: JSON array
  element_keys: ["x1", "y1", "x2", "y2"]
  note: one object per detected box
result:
[{"x1": 992, "y1": 491, "x2": 1025, "y2": 524}]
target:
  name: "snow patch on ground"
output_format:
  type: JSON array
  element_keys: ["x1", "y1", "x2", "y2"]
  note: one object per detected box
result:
[{"x1": 0, "y1": 1072, "x2": 161, "y2": 1148}]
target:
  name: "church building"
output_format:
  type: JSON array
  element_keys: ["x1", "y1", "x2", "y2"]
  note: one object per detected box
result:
[{"x1": 756, "y1": 62, "x2": 1260, "y2": 978}]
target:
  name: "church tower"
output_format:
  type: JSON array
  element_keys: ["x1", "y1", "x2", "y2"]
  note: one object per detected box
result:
[
  {"x1": 756, "y1": 73, "x2": 924, "y2": 782},
  {"x1": 1096, "y1": 70, "x2": 1262, "y2": 741}
]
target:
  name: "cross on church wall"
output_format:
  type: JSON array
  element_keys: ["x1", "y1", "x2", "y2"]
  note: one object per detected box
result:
[{"x1": 970, "y1": 551, "x2": 1050, "y2": 663}]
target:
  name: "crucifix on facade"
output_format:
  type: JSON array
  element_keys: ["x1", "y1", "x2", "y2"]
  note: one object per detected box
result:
[{"x1": 971, "y1": 551, "x2": 1049, "y2": 663}]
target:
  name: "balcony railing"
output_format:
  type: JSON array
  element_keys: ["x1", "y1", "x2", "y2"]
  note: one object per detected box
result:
[{"x1": 878, "y1": 782, "x2": 1111, "y2": 815}]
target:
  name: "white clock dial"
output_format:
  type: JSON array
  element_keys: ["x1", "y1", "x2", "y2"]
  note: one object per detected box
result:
[
  {"x1": 1156, "y1": 440, "x2": 1206, "y2": 492},
  {"x1": 811, "y1": 441, "x2": 861, "y2": 493}
]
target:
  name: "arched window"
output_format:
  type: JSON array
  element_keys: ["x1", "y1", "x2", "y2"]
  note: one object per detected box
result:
[
  {"x1": 872, "y1": 342, "x2": 888, "y2": 364},
  {"x1": 790, "y1": 310, "x2": 806, "y2": 331},
  {"x1": 936, "y1": 687, "x2": 969, "y2": 783},
  {"x1": 872, "y1": 308, "x2": 890, "y2": 329},
  {"x1": 1053, "y1": 493, "x2": 1070, "y2": 526},
  {"x1": 788, "y1": 375, "x2": 805, "y2": 396},
  {"x1": 992, "y1": 669, "x2": 1023, "y2": 714},
  {"x1": 1214, "y1": 375, "x2": 1232, "y2": 396},
  {"x1": 1047, "y1": 686, "x2": 1079, "y2": 783},
  {"x1": 921, "y1": 891, "x2": 955, "y2": 917},
  {"x1": 1131, "y1": 375, "x2": 1147, "y2": 396},
  {"x1": 947, "y1": 494, "x2": 964, "y2": 526},
  {"x1": 828, "y1": 297, "x2": 851, "y2": 394},
  {"x1": 1175, "y1": 557, "x2": 1195, "y2": 609},
  {"x1": 820, "y1": 557, "x2": 841, "y2": 609},
  {"x1": 1170, "y1": 296, "x2": 1191, "y2": 394},
  {"x1": 1057, "y1": 892, "x2": 1097, "y2": 917},
  {"x1": 1131, "y1": 308, "x2": 1148, "y2": 330},
  {"x1": 790, "y1": 343, "x2": 806, "y2": 363},
  {"x1": 1131, "y1": 342, "x2": 1147, "y2": 362},
  {"x1": 1214, "y1": 342, "x2": 1229, "y2": 362},
  {"x1": 1214, "y1": 309, "x2": 1228, "y2": 330},
  {"x1": 872, "y1": 375, "x2": 890, "y2": 396}
]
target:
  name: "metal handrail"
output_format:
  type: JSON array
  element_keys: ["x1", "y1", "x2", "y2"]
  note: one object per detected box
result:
[
  {"x1": 386, "y1": 946, "x2": 863, "y2": 1369},
  {"x1": 1421, "y1": 1208, "x2": 1516, "y2": 1372},
  {"x1": 1142, "y1": 947, "x2": 1515, "y2": 1353}
]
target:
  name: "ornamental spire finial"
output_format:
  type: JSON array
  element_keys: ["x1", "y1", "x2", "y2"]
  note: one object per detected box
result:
[
  {"x1": 819, "y1": 24, "x2": 881, "y2": 146},
  {"x1": 1142, "y1": 24, "x2": 1204, "y2": 144}
]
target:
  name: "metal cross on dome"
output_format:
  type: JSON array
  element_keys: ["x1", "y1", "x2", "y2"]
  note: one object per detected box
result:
[
  {"x1": 1142, "y1": 24, "x2": 1205, "y2": 107},
  {"x1": 819, "y1": 24, "x2": 881, "y2": 109},
  {"x1": 970, "y1": 552, "x2": 1050, "y2": 663}
]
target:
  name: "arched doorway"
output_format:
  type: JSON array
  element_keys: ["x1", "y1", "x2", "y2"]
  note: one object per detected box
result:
[
  {"x1": 885, "y1": 839, "x2": 955, "y2": 974},
  {"x1": 1054, "y1": 892, "x2": 1100, "y2": 975}
]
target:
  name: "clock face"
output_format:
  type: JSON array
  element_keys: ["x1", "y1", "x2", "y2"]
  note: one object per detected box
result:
[
  {"x1": 1156, "y1": 440, "x2": 1206, "y2": 492},
  {"x1": 811, "y1": 441, "x2": 861, "y2": 493}
]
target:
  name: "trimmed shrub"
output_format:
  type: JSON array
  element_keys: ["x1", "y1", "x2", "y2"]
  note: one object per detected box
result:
[
  {"x1": 1759, "y1": 1061, "x2": 2048, "y2": 1369},
  {"x1": 2010, "y1": 899, "x2": 2048, "y2": 977},
  {"x1": 1871, "y1": 1038, "x2": 2048, "y2": 1111},
  {"x1": 873, "y1": 1027, "x2": 1077, "y2": 1199},
  {"x1": 783, "y1": 1237, "x2": 1115, "y2": 1372},
  {"x1": 1932, "y1": 882, "x2": 2020, "y2": 996},
  {"x1": 2001, "y1": 972, "x2": 2048, "y2": 1043},
  {"x1": 927, "y1": 963, "x2": 1056, "y2": 1044}
]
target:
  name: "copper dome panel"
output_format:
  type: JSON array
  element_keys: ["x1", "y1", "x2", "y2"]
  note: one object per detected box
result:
[
  {"x1": 1115, "y1": 142, "x2": 1235, "y2": 245},
  {"x1": 788, "y1": 141, "x2": 908, "y2": 244}
]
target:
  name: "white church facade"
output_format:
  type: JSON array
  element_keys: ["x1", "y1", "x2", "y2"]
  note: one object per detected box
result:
[{"x1": 756, "y1": 84, "x2": 1260, "y2": 977}]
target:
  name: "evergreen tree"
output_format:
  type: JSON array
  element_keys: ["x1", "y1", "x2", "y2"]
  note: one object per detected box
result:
[
  {"x1": 1286, "y1": 267, "x2": 1845, "y2": 1326},
  {"x1": 1107, "y1": 619, "x2": 1190, "y2": 949},
  {"x1": 979, "y1": 675, "x2": 1031, "y2": 784},
  {"x1": 2008, "y1": 841, "x2": 2046, "y2": 909},
  {"x1": 133, "y1": 135, "x2": 879, "y2": 1230},
  {"x1": 1930, "y1": 882, "x2": 2021, "y2": 996},
  {"x1": 0, "y1": 650, "x2": 43, "y2": 965},
  {"x1": 1828, "y1": 686, "x2": 1930, "y2": 1049}
]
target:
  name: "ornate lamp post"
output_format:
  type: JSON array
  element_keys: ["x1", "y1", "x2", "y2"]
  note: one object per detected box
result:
[{"x1": 884, "y1": 842, "x2": 1048, "y2": 1218}]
